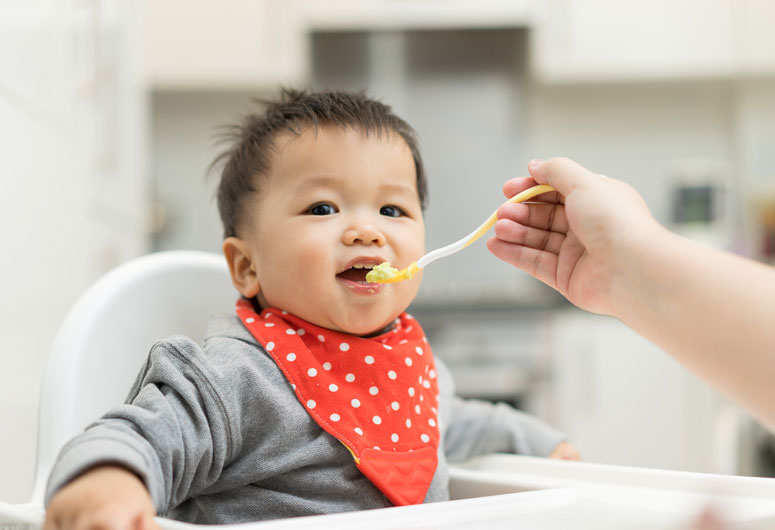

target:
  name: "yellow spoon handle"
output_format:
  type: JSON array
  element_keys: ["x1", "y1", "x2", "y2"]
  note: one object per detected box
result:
[
  {"x1": 415, "y1": 184, "x2": 555, "y2": 269},
  {"x1": 460, "y1": 184, "x2": 555, "y2": 251}
]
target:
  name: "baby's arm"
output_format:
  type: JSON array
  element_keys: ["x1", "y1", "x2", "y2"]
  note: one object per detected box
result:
[
  {"x1": 44, "y1": 336, "x2": 237, "y2": 526},
  {"x1": 443, "y1": 395, "x2": 573, "y2": 462},
  {"x1": 435, "y1": 358, "x2": 573, "y2": 461},
  {"x1": 44, "y1": 465, "x2": 158, "y2": 530}
]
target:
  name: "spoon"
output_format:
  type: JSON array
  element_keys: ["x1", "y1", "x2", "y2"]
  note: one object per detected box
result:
[{"x1": 366, "y1": 184, "x2": 555, "y2": 283}]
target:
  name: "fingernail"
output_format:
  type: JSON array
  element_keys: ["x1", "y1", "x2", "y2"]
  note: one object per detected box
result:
[{"x1": 528, "y1": 158, "x2": 545, "y2": 177}]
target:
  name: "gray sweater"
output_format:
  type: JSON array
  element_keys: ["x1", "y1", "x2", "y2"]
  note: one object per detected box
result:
[{"x1": 45, "y1": 313, "x2": 564, "y2": 524}]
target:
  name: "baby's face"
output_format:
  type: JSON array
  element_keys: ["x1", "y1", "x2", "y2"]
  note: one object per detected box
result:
[{"x1": 244, "y1": 126, "x2": 425, "y2": 335}]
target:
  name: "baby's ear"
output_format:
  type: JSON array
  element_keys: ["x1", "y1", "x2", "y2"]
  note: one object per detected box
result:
[{"x1": 223, "y1": 237, "x2": 260, "y2": 298}]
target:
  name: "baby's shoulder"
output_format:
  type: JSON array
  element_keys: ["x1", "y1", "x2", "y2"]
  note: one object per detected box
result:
[
  {"x1": 136, "y1": 314, "x2": 289, "y2": 410},
  {"x1": 201, "y1": 312, "x2": 291, "y2": 388},
  {"x1": 141, "y1": 313, "x2": 277, "y2": 382}
]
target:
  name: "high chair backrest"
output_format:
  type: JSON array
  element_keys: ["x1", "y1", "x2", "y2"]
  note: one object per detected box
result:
[{"x1": 30, "y1": 251, "x2": 235, "y2": 505}]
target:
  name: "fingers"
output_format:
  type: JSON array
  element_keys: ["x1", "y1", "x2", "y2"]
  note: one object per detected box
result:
[
  {"x1": 502, "y1": 175, "x2": 538, "y2": 198},
  {"x1": 45, "y1": 506, "x2": 147, "y2": 530},
  {"x1": 548, "y1": 441, "x2": 582, "y2": 461},
  {"x1": 486, "y1": 236, "x2": 559, "y2": 291},
  {"x1": 493, "y1": 218, "x2": 566, "y2": 255},
  {"x1": 488, "y1": 200, "x2": 570, "y2": 290},
  {"x1": 43, "y1": 468, "x2": 158, "y2": 530},
  {"x1": 496, "y1": 201, "x2": 569, "y2": 235},
  {"x1": 528, "y1": 157, "x2": 601, "y2": 197},
  {"x1": 503, "y1": 175, "x2": 563, "y2": 204}
]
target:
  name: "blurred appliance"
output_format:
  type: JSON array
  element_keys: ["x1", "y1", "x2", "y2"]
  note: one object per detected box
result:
[
  {"x1": 669, "y1": 157, "x2": 739, "y2": 249},
  {"x1": 411, "y1": 307, "x2": 555, "y2": 415}
]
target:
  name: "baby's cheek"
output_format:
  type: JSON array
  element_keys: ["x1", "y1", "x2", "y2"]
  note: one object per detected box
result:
[{"x1": 398, "y1": 276, "x2": 422, "y2": 307}]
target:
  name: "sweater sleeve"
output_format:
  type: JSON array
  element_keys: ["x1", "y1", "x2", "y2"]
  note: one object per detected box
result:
[
  {"x1": 44, "y1": 336, "x2": 237, "y2": 515},
  {"x1": 435, "y1": 360, "x2": 566, "y2": 462},
  {"x1": 442, "y1": 396, "x2": 567, "y2": 462}
]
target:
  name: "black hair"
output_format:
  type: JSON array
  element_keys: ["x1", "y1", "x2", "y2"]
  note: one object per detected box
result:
[{"x1": 212, "y1": 88, "x2": 427, "y2": 238}]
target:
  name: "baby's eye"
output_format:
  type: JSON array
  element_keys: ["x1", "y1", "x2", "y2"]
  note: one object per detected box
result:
[
  {"x1": 307, "y1": 202, "x2": 338, "y2": 216},
  {"x1": 380, "y1": 205, "x2": 405, "y2": 218}
]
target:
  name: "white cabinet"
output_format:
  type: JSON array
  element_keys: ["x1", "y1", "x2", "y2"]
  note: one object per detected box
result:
[
  {"x1": 531, "y1": 0, "x2": 775, "y2": 82},
  {"x1": 301, "y1": 0, "x2": 533, "y2": 31},
  {"x1": 738, "y1": 0, "x2": 775, "y2": 75},
  {"x1": 548, "y1": 309, "x2": 747, "y2": 474},
  {"x1": 138, "y1": 0, "x2": 306, "y2": 90}
]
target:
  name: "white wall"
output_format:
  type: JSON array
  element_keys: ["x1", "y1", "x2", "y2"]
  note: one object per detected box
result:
[{"x1": 0, "y1": 2, "x2": 148, "y2": 503}]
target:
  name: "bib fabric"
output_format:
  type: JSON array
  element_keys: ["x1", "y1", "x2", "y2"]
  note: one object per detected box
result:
[{"x1": 235, "y1": 298, "x2": 440, "y2": 506}]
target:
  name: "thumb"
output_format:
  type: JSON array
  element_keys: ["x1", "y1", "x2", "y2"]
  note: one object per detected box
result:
[{"x1": 528, "y1": 157, "x2": 600, "y2": 196}]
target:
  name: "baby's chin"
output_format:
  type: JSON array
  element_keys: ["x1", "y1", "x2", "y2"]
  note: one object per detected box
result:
[
  {"x1": 270, "y1": 295, "x2": 409, "y2": 337},
  {"x1": 318, "y1": 310, "x2": 405, "y2": 338}
]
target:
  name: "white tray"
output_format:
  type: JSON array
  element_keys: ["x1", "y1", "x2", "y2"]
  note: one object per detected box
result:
[{"x1": 3, "y1": 455, "x2": 774, "y2": 530}]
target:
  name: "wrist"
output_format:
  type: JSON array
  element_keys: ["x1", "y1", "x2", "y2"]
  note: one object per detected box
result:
[{"x1": 607, "y1": 219, "x2": 673, "y2": 321}]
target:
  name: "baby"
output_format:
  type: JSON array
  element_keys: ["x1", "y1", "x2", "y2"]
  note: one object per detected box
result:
[{"x1": 44, "y1": 89, "x2": 577, "y2": 529}]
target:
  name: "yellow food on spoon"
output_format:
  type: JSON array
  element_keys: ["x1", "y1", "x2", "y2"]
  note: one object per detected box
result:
[{"x1": 365, "y1": 262, "x2": 403, "y2": 283}]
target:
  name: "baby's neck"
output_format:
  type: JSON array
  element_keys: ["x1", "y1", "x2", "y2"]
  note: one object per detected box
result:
[{"x1": 248, "y1": 296, "x2": 397, "y2": 338}]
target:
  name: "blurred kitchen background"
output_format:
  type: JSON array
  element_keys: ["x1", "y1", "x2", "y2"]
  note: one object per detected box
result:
[{"x1": 2, "y1": 0, "x2": 775, "y2": 503}]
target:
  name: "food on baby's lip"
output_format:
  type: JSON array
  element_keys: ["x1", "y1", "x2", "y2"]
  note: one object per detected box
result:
[{"x1": 365, "y1": 262, "x2": 401, "y2": 283}]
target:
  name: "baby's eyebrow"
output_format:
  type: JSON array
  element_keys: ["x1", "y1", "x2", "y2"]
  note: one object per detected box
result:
[
  {"x1": 377, "y1": 183, "x2": 418, "y2": 199},
  {"x1": 294, "y1": 175, "x2": 417, "y2": 200},
  {"x1": 294, "y1": 175, "x2": 342, "y2": 194}
]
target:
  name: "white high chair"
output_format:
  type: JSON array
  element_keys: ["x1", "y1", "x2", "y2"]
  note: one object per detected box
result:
[
  {"x1": 2, "y1": 250, "x2": 775, "y2": 530},
  {"x1": 27, "y1": 250, "x2": 237, "y2": 509}
]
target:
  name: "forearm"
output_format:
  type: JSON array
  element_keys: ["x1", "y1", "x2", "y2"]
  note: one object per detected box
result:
[
  {"x1": 612, "y1": 225, "x2": 775, "y2": 428},
  {"x1": 443, "y1": 397, "x2": 566, "y2": 460}
]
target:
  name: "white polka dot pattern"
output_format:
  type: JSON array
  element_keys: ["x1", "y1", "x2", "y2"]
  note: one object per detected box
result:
[{"x1": 235, "y1": 299, "x2": 441, "y2": 495}]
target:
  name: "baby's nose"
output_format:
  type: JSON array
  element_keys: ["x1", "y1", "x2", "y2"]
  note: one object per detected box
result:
[{"x1": 342, "y1": 224, "x2": 385, "y2": 246}]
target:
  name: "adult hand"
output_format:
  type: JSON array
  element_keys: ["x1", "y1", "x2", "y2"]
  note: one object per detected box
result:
[
  {"x1": 487, "y1": 157, "x2": 659, "y2": 316},
  {"x1": 489, "y1": 157, "x2": 775, "y2": 430}
]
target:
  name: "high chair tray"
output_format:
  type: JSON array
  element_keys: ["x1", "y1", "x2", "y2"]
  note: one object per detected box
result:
[{"x1": 3, "y1": 454, "x2": 775, "y2": 529}]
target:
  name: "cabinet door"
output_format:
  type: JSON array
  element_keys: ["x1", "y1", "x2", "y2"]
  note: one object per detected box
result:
[
  {"x1": 531, "y1": 0, "x2": 737, "y2": 81},
  {"x1": 549, "y1": 311, "x2": 730, "y2": 473},
  {"x1": 739, "y1": 0, "x2": 775, "y2": 74},
  {"x1": 138, "y1": 0, "x2": 306, "y2": 89}
]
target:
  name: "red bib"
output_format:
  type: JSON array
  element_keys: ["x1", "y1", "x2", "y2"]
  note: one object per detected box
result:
[{"x1": 236, "y1": 298, "x2": 440, "y2": 506}]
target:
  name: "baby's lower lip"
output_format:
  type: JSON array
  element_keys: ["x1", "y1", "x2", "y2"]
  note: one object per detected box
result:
[{"x1": 337, "y1": 277, "x2": 384, "y2": 294}]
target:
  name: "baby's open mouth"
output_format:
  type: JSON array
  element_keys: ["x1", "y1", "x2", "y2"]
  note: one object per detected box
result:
[{"x1": 336, "y1": 263, "x2": 376, "y2": 283}]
